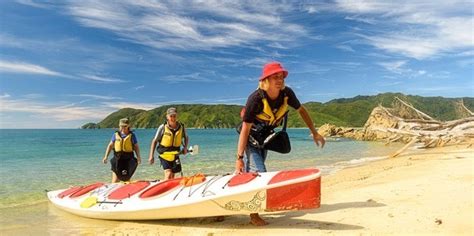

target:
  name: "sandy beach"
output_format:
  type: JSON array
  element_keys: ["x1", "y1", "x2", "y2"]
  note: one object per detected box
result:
[{"x1": 3, "y1": 145, "x2": 473, "y2": 235}]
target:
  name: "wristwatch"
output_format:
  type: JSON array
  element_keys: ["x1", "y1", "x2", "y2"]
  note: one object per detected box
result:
[{"x1": 237, "y1": 154, "x2": 244, "y2": 160}]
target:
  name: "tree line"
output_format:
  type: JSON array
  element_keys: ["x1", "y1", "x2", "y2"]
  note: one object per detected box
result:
[{"x1": 82, "y1": 93, "x2": 474, "y2": 129}]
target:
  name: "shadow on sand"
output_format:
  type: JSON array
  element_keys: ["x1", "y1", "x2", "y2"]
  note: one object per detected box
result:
[
  {"x1": 128, "y1": 199, "x2": 385, "y2": 230},
  {"x1": 42, "y1": 198, "x2": 385, "y2": 233}
]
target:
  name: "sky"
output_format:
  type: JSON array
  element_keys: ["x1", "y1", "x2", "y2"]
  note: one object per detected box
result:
[{"x1": 0, "y1": 0, "x2": 473, "y2": 128}]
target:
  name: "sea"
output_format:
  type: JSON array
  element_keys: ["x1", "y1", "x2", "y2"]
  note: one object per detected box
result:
[{"x1": 0, "y1": 128, "x2": 403, "y2": 233}]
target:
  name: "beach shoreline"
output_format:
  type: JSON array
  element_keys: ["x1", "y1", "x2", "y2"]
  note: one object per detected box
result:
[{"x1": 2, "y1": 145, "x2": 472, "y2": 235}]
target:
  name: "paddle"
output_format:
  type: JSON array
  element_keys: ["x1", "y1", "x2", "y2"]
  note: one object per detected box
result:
[
  {"x1": 158, "y1": 145, "x2": 198, "y2": 161},
  {"x1": 154, "y1": 145, "x2": 199, "y2": 177},
  {"x1": 185, "y1": 144, "x2": 199, "y2": 156}
]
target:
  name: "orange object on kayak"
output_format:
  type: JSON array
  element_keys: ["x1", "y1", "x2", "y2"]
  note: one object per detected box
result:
[{"x1": 180, "y1": 173, "x2": 206, "y2": 187}]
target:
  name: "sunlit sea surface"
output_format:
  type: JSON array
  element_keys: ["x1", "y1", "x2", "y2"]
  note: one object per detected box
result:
[{"x1": 0, "y1": 128, "x2": 403, "y2": 231}]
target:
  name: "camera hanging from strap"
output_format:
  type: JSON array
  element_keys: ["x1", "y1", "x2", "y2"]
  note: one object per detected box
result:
[{"x1": 263, "y1": 113, "x2": 291, "y2": 153}]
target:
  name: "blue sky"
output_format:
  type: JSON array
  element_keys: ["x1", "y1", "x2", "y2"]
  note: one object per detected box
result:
[{"x1": 0, "y1": 0, "x2": 473, "y2": 128}]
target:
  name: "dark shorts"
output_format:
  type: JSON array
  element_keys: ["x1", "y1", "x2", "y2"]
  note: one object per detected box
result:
[
  {"x1": 159, "y1": 157, "x2": 182, "y2": 174},
  {"x1": 110, "y1": 154, "x2": 137, "y2": 181}
]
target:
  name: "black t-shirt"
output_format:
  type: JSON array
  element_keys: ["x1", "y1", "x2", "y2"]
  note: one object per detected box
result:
[{"x1": 243, "y1": 87, "x2": 301, "y2": 123}]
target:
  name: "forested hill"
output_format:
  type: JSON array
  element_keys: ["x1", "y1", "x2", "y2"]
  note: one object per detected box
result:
[
  {"x1": 82, "y1": 93, "x2": 474, "y2": 129},
  {"x1": 93, "y1": 105, "x2": 243, "y2": 129}
]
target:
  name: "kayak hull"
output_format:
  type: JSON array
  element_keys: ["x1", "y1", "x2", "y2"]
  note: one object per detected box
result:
[{"x1": 47, "y1": 168, "x2": 321, "y2": 220}]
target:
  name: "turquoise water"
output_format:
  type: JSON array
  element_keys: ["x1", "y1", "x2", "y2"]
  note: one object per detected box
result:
[{"x1": 0, "y1": 129, "x2": 403, "y2": 210}]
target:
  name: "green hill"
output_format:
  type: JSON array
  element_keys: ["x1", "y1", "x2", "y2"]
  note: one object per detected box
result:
[
  {"x1": 97, "y1": 104, "x2": 242, "y2": 129},
  {"x1": 86, "y1": 93, "x2": 474, "y2": 129}
]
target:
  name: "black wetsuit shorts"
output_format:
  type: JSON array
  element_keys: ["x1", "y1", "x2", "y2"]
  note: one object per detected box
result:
[{"x1": 110, "y1": 153, "x2": 137, "y2": 181}]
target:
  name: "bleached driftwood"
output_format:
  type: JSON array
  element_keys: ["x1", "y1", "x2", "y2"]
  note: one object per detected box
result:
[
  {"x1": 320, "y1": 98, "x2": 473, "y2": 157},
  {"x1": 455, "y1": 99, "x2": 474, "y2": 117},
  {"x1": 390, "y1": 137, "x2": 419, "y2": 158},
  {"x1": 368, "y1": 98, "x2": 474, "y2": 157},
  {"x1": 394, "y1": 97, "x2": 437, "y2": 121}
]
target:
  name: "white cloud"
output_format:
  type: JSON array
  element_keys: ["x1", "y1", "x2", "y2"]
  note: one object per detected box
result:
[
  {"x1": 0, "y1": 60, "x2": 128, "y2": 83},
  {"x1": 101, "y1": 102, "x2": 157, "y2": 111},
  {"x1": 214, "y1": 97, "x2": 247, "y2": 103},
  {"x1": 0, "y1": 94, "x2": 158, "y2": 126},
  {"x1": 0, "y1": 95, "x2": 112, "y2": 122},
  {"x1": 309, "y1": 92, "x2": 339, "y2": 96},
  {"x1": 81, "y1": 74, "x2": 126, "y2": 83},
  {"x1": 15, "y1": 0, "x2": 51, "y2": 9},
  {"x1": 134, "y1": 85, "x2": 145, "y2": 90},
  {"x1": 426, "y1": 71, "x2": 451, "y2": 79},
  {"x1": 365, "y1": 34, "x2": 440, "y2": 60},
  {"x1": 304, "y1": 6, "x2": 318, "y2": 14},
  {"x1": 64, "y1": 1, "x2": 308, "y2": 51},
  {"x1": 378, "y1": 60, "x2": 407, "y2": 74},
  {"x1": 336, "y1": 0, "x2": 383, "y2": 12},
  {"x1": 208, "y1": 56, "x2": 269, "y2": 69},
  {"x1": 0, "y1": 34, "x2": 27, "y2": 49},
  {"x1": 22, "y1": 93, "x2": 44, "y2": 99},
  {"x1": 0, "y1": 93, "x2": 11, "y2": 98},
  {"x1": 407, "y1": 86, "x2": 474, "y2": 95},
  {"x1": 344, "y1": 15, "x2": 377, "y2": 25},
  {"x1": 336, "y1": 0, "x2": 474, "y2": 59},
  {"x1": 268, "y1": 42, "x2": 288, "y2": 50},
  {"x1": 74, "y1": 94, "x2": 122, "y2": 100},
  {"x1": 336, "y1": 44, "x2": 355, "y2": 52},
  {"x1": 376, "y1": 81, "x2": 402, "y2": 87},
  {"x1": 0, "y1": 60, "x2": 64, "y2": 76},
  {"x1": 160, "y1": 73, "x2": 213, "y2": 83},
  {"x1": 0, "y1": 33, "x2": 148, "y2": 78},
  {"x1": 378, "y1": 61, "x2": 432, "y2": 78},
  {"x1": 152, "y1": 97, "x2": 247, "y2": 105}
]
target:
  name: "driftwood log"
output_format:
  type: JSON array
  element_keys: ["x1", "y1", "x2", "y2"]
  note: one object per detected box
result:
[{"x1": 319, "y1": 97, "x2": 474, "y2": 158}]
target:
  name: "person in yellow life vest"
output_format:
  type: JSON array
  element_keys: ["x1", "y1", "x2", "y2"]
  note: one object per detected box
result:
[
  {"x1": 235, "y1": 61, "x2": 325, "y2": 226},
  {"x1": 149, "y1": 107, "x2": 189, "y2": 180},
  {"x1": 102, "y1": 118, "x2": 141, "y2": 183}
]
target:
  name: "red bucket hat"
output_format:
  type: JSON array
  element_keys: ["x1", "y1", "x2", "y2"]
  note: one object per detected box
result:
[{"x1": 259, "y1": 61, "x2": 288, "y2": 81}]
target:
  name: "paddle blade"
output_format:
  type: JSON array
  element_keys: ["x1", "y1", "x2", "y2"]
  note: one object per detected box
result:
[{"x1": 189, "y1": 145, "x2": 199, "y2": 156}]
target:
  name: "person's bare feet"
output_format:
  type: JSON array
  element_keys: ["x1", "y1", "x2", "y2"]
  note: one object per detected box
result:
[{"x1": 250, "y1": 213, "x2": 268, "y2": 226}]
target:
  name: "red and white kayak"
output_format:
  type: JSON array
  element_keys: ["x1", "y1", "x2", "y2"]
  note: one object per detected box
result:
[{"x1": 47, "y1": 168, "x2": 321, "y2": 220}]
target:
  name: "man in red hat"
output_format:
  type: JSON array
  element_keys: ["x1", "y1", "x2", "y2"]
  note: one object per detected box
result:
[{"x1": 235, "y1": 61, "x2": 325, "y2": 226}]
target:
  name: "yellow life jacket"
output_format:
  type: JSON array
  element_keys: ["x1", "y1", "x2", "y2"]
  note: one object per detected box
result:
[
  {"x1": 160, "y1": 151, "x2": 179, "y2": 162},
  {"x1": 160, "y1": 124, "x2": 183, "y2": 148},
  {"x1": 114, "y1": 132, "x2": 134, "y2": 153},
  {"x1": 256, "y1": 96, "x2": 289, "y2": 127}
]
